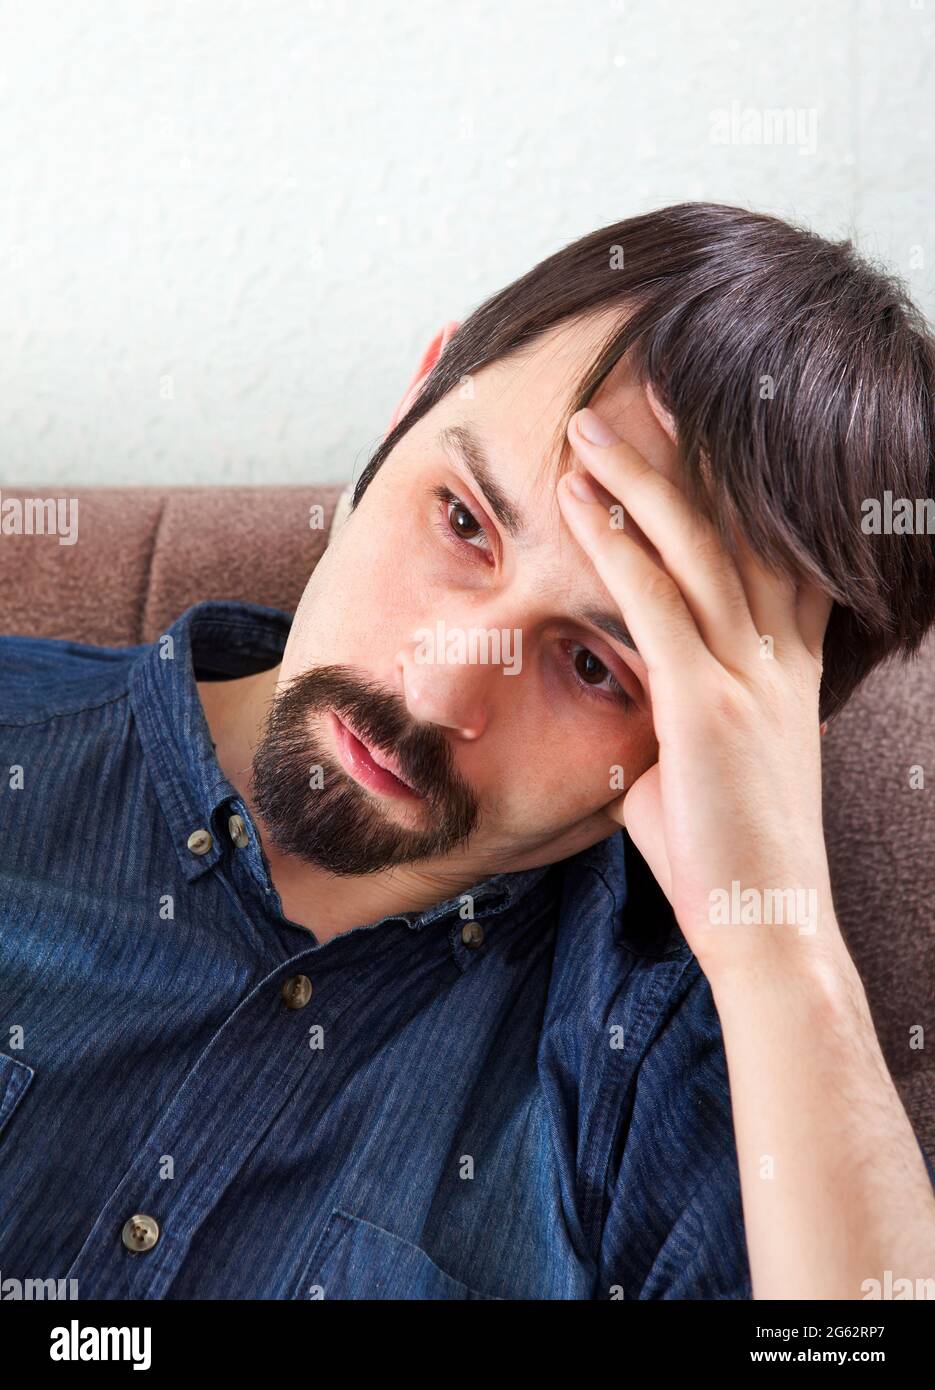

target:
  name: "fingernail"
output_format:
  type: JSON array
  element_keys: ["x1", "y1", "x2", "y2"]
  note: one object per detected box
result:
[
  {"x1": 563, "y1": 469, "x2": 599, "y2": 503},
  {"x1": 575, "y1": 407, "x2": 619, "y2": 446}
]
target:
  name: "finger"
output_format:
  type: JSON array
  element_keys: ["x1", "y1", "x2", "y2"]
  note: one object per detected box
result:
[
  {"x1": 645, "y1": 383, "x2": 803, "y2": 661},
  {"x1": 731, "y1": 533, "x2": 801, "y2": 658},
  {"x1": 568, "y1": 409, "x2": 760, "y2": 671},
  {"x1": 556, "y1": 466, "x2": 712, "y2": 684},
  {"x1": 622, "y1": 764, "x2": 673, "y2": 903}
]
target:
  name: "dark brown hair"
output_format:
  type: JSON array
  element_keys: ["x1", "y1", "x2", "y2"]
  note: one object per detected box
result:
[{"x1": 351, "y1": 202, "x2": 935, "y2": 722}]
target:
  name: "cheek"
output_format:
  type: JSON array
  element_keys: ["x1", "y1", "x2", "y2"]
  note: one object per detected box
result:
[
  {"x1": 507, "y1": 709, "x2": 657, "y2": 820},
  {"x1": 305, "y1": 521, "x2": 413, "y2": 649},
  {"x1": 337, "y1": 494, "x2": 428, "y2": 613},
  {"x1": 618, "y1": 703, "x2": 658, "y2": 771}
]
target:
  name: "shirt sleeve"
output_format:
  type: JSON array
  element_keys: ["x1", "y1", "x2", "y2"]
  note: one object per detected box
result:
[
  {"x1": 595, "y1": 960, "x2": 752, "y2": 1300},
  {"x1": 596, "y1": 957, "x2": 935, "y2": 1299}
]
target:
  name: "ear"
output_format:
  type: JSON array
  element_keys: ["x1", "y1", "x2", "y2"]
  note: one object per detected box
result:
[
  {"x1": 385, "y1": 319, "x2": 460, "y2": 436},
  {"x1": 644, "y1": 379, "x2": 678, "y2": 447}
]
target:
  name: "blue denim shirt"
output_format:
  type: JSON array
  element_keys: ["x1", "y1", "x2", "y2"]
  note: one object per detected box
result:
[{"x1": 2, "y1": 598, "x2": 926, "y2": 1300}]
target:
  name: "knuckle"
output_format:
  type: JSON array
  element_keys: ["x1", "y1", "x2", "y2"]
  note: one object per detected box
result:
[{"x1": 707, "y1": 677, "x2": 755, "y2": 731}]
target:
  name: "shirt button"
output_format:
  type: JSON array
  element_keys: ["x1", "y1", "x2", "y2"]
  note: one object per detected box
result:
[
  {"x1": 186, "y1": 828, "x2": 213, "y2": 856},
  {"x1": 121, "y1": 1213, "x2": 160, "y2": 1253},
  {"x1": 228, "y1": 813, "x2": 249, "y2": 848},
  {"x1": 282, "y1": 975, "x2": 313, "y2": 1009},
  {"x1": 461, "y1": 921, "x2": 485, "y2": 949}
]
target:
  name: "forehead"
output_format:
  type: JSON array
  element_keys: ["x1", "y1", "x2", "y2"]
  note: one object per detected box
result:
[{"x1": 457, "y1": 312, "x2": 681, "y2": 500}]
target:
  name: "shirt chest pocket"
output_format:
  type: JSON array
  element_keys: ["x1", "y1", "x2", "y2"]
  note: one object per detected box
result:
[
  {"x1": 293, "y1": 1209, "x2": 502, "y2": 1300},
  {"x1": 0, "y1": 1053, "x2": 35, "y2": 1141}
]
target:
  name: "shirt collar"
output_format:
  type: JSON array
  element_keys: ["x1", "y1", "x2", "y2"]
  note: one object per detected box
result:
[{"x1": 130, "y1": 599, "x2": 292, "y2": 884}]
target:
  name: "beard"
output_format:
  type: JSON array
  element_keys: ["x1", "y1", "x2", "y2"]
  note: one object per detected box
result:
[{"x1": 250, "y1": 665, "x2": 480, "y2": 875}]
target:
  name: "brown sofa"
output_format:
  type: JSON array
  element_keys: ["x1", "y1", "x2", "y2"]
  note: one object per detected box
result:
[{"x1": 1, "y1": 484, "x2": 933, "y2": 1155}]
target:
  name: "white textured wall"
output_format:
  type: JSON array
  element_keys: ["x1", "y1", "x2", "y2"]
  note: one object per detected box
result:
[{"x1": 1, "y1": 0, "x2": 932, "y2": 487}]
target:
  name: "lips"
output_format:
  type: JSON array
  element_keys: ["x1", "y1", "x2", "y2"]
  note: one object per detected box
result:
[
  {"x1": 347, "y1": 719, "x2": 416, "y2": 788},
  {"x1": 331, "y1": 712, "x2": 422, "y2": 799}
]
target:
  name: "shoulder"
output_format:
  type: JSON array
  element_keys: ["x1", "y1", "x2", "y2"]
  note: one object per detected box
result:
[{"x1": 0, "y1": 631, "x2": 145, "y2": 727}]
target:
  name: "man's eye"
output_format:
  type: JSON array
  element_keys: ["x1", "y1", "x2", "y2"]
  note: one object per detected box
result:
[
  {"x1": 562, "y1": 641, "x2": 634, "y2": 710},
  {"x1": 431, "y1": 484, "x2": 634, "y2": 711},
  {"x1": 432, "y1": 486, "x2": 493, "y2": 556}
]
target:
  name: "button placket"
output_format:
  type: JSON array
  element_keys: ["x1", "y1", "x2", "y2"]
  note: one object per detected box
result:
[{"x1": 63, "y1": 954, "x2": 328, "y2": 1299}]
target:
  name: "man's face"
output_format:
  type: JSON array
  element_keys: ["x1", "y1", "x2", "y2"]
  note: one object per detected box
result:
[{"x1": 253, "y1": 313, "x2": 680, "y2": 878}]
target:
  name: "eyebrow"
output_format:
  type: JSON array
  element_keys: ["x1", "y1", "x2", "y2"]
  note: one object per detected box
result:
[
  {"x1": 569, "y1": 606, "x2": 640, "y2": 657},
  {"x1": 435, "y1": 423, "x2": 642, "y2": 661},
  {"x1": 437, "y1": 424, "x2": 524, "y2": 537}
]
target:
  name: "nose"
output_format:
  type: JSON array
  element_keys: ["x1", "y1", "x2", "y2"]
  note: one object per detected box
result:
[{"x1": 394, "y1": 640, "x2": 492, "y2": 740}]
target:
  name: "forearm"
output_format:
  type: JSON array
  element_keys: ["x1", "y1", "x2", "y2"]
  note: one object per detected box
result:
[{"x1": 706, "y1": 927, "x2": 935, "y2": 1300}]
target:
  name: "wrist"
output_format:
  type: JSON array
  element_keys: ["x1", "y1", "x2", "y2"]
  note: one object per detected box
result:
[
  {"x1": 685, "y1": 884, "x2": 848, "y2": 984},
  {"x1": 700, "y1": 912, "x2": 864, "y2": 1015},
  {"x1": 678, "y1": 860, "x2": 838, "y2": 972}
]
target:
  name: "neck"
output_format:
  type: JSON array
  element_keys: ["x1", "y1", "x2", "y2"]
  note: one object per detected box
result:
[{"x1": 195, "y1": 666, "x2": 499, "y2": 944}]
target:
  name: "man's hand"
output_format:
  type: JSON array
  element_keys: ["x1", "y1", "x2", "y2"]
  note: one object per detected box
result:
[
  {"x1": 557, "y1": 398, "x2": 935, "y2": 1300},
  {"x1": 556, "y1": 399, "x2": 837, "y2": 978}
]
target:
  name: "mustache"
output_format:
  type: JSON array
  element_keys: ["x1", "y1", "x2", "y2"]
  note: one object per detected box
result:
[{"x1": 268, "y1": 664, "x2": 469, "y2": 807}]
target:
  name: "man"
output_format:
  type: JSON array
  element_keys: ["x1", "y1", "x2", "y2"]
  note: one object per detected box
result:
[{"x1": 1, "y1": 202, "x2": 934, "y2": 1299}]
